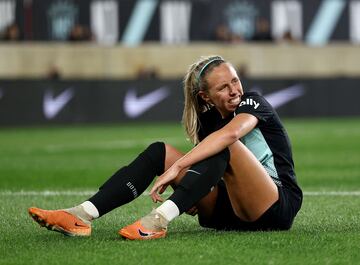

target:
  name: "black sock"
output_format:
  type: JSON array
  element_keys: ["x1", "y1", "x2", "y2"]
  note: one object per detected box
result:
[
  {"x1": 169, "y1": 148, "x2": 230, "y2": 214},
  {"x1": 88, "y1": 142, "x2": 165, "y2": 216}
]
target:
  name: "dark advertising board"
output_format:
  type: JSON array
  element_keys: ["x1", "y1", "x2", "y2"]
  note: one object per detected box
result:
[{"x1": 0, "y1": 78, "x2": 359, "y2": 126}]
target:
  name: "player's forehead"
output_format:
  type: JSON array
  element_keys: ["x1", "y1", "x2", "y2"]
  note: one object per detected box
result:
[{"x1": 206, "y1": 63, "x2": 238, "y2": 84}]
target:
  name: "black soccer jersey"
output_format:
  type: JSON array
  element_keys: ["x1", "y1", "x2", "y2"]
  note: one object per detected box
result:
[{"x1": 198, "y1": 91, "x2": 302, "y2": 197}]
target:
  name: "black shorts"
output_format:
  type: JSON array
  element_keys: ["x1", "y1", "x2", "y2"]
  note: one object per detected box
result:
[{"x1": 198, "y1": 180, "x2": 302, "y2": 231}]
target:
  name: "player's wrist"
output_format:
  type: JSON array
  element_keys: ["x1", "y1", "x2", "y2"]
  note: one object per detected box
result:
[{"x1": 173, "y1": 160, "x2": 185, "y2": 172}]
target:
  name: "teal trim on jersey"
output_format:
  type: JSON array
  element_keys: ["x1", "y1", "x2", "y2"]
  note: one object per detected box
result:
[
  {"x1": 122, "y1": 0, "x2": 158, "y2": 46},
  {"x1": 240, "y1": 128, "x2": 282, "y2": 186}
]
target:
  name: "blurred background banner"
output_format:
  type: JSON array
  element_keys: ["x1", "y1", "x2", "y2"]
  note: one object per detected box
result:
[
  {"x1": 0, "y1": 79, "x2": 182, "y2": 125},
  {"x1": 1, "y1": 0, "x2": 360, "y2": 44},
  {"x1": 0, "y1": 78, "x2": 359, "y2": 125},
  {"x1": 0, "y1": 0, "x2": 360, "y2": 126}
]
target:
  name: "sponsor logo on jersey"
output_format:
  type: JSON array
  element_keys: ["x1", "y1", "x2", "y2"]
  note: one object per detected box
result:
[{"x1": 239, "y1": 98, "x2": 260, "y2": 109}]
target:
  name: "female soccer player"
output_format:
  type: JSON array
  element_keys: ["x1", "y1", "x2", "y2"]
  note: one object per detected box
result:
[{"x1": 29, "y1": 55, "x2": 302, "y2": 239}]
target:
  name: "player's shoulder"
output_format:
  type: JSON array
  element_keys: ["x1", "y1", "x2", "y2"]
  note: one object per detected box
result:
[
  {"x1": 199, "y1": 107, "x2": 221, "y2": 121},
  {"x1": 238, "y1": 91, "x2": 267, "y2": 108},
  {"x1": 242, "y1": 91, "x2": 263, "y2": 98},
  {"x1": 240, "y1": 91, "x2": 270, "y2": 106}
]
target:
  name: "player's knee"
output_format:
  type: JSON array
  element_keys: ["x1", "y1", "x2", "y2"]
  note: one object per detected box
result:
[
  {"x1": 192, "y1": 148, "x2": 230, "y2": 175},
  {"x1": 145, "y1": 141, "x2": 165, "y2": 157},
  {"x1": 145, "y1": 141, "x2": 165, "y2": 156},
  {"x1": 164, "y1": 143, "x2": 180, "y2": 155},
  {"x1": 143, "y1": 141, "x2": 166, "y2": 175}
]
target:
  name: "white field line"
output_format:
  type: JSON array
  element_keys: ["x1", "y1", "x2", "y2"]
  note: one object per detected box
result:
[
  {"x1": 2, "y1": 137, "x2": 188, "y2": 155},
  {"x1": 44, "y1": 137, "x2": 186, "y2": 153},
  {"x1": 1, "y1": 190, "x2": 360, "y2": 197}
]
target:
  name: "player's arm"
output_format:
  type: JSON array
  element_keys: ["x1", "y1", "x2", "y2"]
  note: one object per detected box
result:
[
  {"x1": 150, "y1": 113, "x2": 258, "y2": 201},
  {"x1": 176, "y1": 113, "x2": 258, "y2": 170}
]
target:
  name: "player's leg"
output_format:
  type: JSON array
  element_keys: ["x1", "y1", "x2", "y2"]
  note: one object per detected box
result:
[
  {"x1": 163, "y1": 145, "x2": 222, "y2": 220},
  {"x1": 120, "y1": 140, "x2": 279, "y2": 239},
  {"x1": 170, "y1": 141, "x2": 278, "y2": 230},
  {"x1": 29, "y1": 141, "x2": 175, "y2": 236},
  {"x1": 197, "y1": 140, "x2": 284, "y2": 231},
  {"x1": 86, "y1": 142, "x2": 166, "y2": 216},
  {"x1": 119, "y1": 149, "x2": 229, "y2": 240},
  {"x1": 165, "y1": 141, "x2": 279, "y2": 228},
  {"x1": 223, "y1": 140, "x2": 278, "y2": 222}
]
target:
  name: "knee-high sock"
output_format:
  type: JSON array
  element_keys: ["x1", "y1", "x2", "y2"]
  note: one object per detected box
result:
[
  {"x1": 168, "y1": 148, "x2": 230, "y2": 214},
  {"x1": 88, "y1": 142, "x2": 165, "y2": 216}
]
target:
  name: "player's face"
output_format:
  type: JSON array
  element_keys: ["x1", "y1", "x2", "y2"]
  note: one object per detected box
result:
[{"x1": 200, "y1": 63, "x2": 244, "y2": 118}]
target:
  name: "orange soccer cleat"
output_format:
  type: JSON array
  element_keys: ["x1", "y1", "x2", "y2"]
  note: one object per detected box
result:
[
  {"x1": 119, "y1": 210, "x2": 168, "y2": 240},
  {"x1": 28, "y1": 207, "x2": 91, "y2": 237},
  {"x1": 119, "y1": 220, "x2": 167, "y2": 240}
]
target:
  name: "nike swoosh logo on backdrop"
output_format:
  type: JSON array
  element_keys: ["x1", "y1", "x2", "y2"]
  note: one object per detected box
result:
[
  {"x1": 43, "y1": 88, "x2": 74, "y2": 119},
  {"x1": 124, "y1": 86, "x2": 170, "y2": 118},
  {"x1": 264, "y1": 84, "x2": 305, "y2": 108}
]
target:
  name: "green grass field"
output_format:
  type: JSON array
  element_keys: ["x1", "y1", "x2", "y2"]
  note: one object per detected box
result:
[{"x1": 1, "y1": 119, "x2": 360, "y2": 265}]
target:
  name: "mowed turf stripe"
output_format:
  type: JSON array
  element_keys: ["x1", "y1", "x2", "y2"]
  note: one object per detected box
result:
[{"x1": 1, "y1": 190, "x2": 360, "y2": 196}]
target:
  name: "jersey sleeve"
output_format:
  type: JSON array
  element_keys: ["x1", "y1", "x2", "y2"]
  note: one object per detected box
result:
[{"x1": 235, "y1": 92, "x2": 274, "y2": 122}]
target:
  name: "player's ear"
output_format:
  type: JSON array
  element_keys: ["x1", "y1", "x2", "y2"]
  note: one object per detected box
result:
[{"x1": 198, "y1": 91, "x2": 211, "y2": 103}]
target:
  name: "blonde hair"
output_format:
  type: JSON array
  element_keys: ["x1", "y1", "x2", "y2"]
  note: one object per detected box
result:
[{"x1": 182, "y1": 55, "x2": 225, "y2": 144}]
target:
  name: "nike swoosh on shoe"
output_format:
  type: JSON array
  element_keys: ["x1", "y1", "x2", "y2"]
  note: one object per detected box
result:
[
  {"x1": 74, "y1": 222, "x2": 88, "y2": 227},
  {"x1": 138, "y1": 229, "x2": 156, "y2": 237}
]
